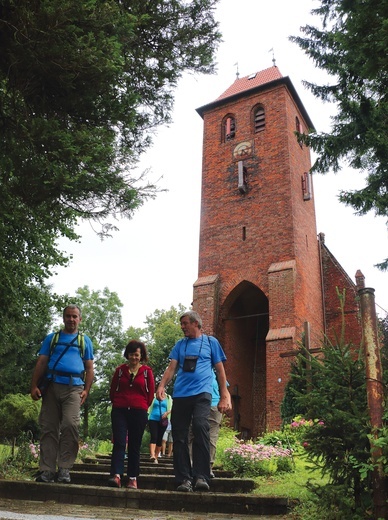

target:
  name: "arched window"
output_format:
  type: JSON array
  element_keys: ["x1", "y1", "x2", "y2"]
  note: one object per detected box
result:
[
  {"x1": 253, "y1": 105, "x2": 265, "y2": 133},
  {"x1": 222, "y1": 115, "x2": 236, "y2": 142}
]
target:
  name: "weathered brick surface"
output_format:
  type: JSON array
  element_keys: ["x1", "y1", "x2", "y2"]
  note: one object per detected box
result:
[
  {"x1": 320, "y1": 236, "x2": 362, "y2": 346},
  {"x1": 193, "y1": 75, "x2": 362, "y2": 435}
]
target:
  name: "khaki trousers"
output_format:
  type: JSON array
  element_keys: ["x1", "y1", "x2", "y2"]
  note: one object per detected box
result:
[
  {"x1": 209, "y1": 405, "x2": 223, "y2": 465},
  {"x1": 188, "y1": 404, "x2": 223, "y2": 466},
  {"x1": 39, "y1": 382, "x2": 83, "y2": 473}
]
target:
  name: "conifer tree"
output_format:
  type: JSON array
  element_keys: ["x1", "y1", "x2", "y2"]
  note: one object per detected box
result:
[
  {"x1": 288, "y1": 339, "x2": 373, "y2": 517},
  {"x1": 291, "y1": 0, "x2": 387, "y2": 270},
  {"x1": 0, "y1": 0, "x2": 221, "y2": 355}
]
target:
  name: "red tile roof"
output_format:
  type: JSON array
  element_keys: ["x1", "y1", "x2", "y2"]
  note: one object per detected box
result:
[{"x1": 216, "y1": 66, "x2": 283, "y2": 101}]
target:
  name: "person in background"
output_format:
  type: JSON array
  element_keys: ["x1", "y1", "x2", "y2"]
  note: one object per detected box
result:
[
  {"x1": 161, "y1": 420, "x2": 173, "y2": 458},
  {"x1": 189, "y1": 369, "x2": 225, "y2": 478},
  {"x1": 148, "y1": 393, "x2": 172, "y2": 462},
  {"x1": 30, "y1": 304, "x2": 94, "y2": 484},
  {"x1": 156, "y1": 310, "x2": 231, "y2": 493},
  {"x1": 108, "y1": 340, "x2": 155, "y2": 489},
  {"x1": 208, "y1": 370, "x2": 225, "y2": 477}
]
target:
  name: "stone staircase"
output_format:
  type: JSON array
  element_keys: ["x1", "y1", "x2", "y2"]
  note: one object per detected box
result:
[{"x1": 0, "y1": 454, "x2": 290, "y2": 516}]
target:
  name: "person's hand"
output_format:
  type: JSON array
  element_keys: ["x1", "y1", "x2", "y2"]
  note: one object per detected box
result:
[
  {"x1": 218, "y1": 394, "x2": 232, "y2": 414},
  {"x1": 80, "y1": 389, "x2": 88, "y2": 406},
  {"x1": 156, "y1": 386, "x2": 166, "y2": 401},
  {"x1": 31, "y1": 387, "x2": 41, "y2": 401}
]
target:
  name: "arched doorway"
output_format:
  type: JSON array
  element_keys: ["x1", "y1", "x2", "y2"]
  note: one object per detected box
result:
[{"x1": 221, "y1": 281, "x2": 269, "y2": 438}]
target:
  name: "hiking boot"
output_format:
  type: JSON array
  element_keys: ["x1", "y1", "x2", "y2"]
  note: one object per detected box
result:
[
  {"x1": 36, "y1": 471, "x2": 55, "y2": 483},
  {"x1": 108, "y1": 474, "x2": 121, "y2": 488},
  {"x1": 57, "y1": 468, "x2": 71, "y2": 483},
  {"x1": 194, "y1": 478, "x2": 210, "y2": 491},
  {"x1": 176, "y1": 479, "x2": 193, "y2": 492},
  {"x1": 126, "y1": 478, "x2": 137, "y2": 489}
]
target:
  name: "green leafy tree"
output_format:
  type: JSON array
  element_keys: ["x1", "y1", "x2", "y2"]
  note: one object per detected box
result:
[
  {"x1": 143, "y1": 304, "x2": 186, "y2": 384},
  {"x1": 0, "y1": 394, "x2": 41, "y2": 443},
  {"x1": 1, "y1": 0, "x2": 221, "y2": 222},
  {"x1": 290, "y1": 0, "x2": 388, "y2": 269},
  {"x1": 0, "y1": 0, "x2": 222, "y2": 350},
  {"x1": 379, "y1": 314, "x2": 388, "y2": 383},
  {"x1": 0, "y1": 198, "x2": 77, "y2": 355},
  {"x1": 0, "y1": 284, "x2": 57, "y2": 396}
]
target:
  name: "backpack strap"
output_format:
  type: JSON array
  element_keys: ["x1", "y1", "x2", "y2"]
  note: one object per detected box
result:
[
  {"x1": 207, "y1": 335, "x2": 216, "y2": 364},
  {"x1": 49, "y1": 331, "x2": 60, "y2": 356},
  {"x1": 47, "y1": 333, "x2": 85, "y2": 384},
  {"x1": 78, "y1": 333, "x2": 85, "y2": 357},
  {"x1": 50, "y1": 331, "x2": 85, "y2": 358}
]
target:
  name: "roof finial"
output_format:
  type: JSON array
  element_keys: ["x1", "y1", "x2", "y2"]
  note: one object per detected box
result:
[
  {"x1": 234, "y1": 62, "x2": 239, "y2": 79},
  {"x1": 268, "y1": 48, "x2": 276, "y2": 67}
]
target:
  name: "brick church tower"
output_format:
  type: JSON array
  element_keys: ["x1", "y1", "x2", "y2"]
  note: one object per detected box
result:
[{"x1": 192, "y1": 67, "x2": 362, "y2": 435}]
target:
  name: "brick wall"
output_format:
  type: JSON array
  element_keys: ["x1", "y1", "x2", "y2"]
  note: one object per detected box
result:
[{"x1": 319, "y1": 235, "x2": 362, "y2": 347}]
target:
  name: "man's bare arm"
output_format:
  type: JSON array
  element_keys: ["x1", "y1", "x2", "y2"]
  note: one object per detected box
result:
[
  {"x1": 156, "y1": 359, "x2": 178, "y2": 401},
  {"x1": 30, "y1": 355, "x2": 49, "y2": 401},
  {"x1": 214, "y1": 361, "x2": 232, "y2": 413}
]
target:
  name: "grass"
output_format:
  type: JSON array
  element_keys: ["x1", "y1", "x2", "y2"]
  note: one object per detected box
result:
[
  {"x1": 254, "y1": 455, "x2": 327, "y2": 500},
  {"x1": 246, "y1": 455, "x2": 331, "y2": 519},
  {"x1": 0, "y1": 444, "x2": 12, "y2": 463}
]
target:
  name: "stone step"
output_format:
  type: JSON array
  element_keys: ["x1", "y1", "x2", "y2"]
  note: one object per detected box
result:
[
  {"x1": 73, "y1": 461, "x2": 234, "y2": 478},
  {"x1": 0, "y1": 480, "x2": 290, "y2": 516},
  {"x1": 1, "y1": 454, "x2": 291, "y2": 516},
  {"x1": 85, "y1": 457, "x2": 172, "y2": 468},
  {"x1": 68, "y1": 470, "x2": 255, "y2": 493}
]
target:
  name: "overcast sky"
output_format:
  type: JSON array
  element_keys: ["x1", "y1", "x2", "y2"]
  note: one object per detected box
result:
[{"x1": 50, "y1": 0, "x2": 387, "y2": 328}]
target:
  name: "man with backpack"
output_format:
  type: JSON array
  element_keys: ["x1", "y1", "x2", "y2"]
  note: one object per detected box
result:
[{"x1": 31, "y1": 304, "x2": 94, "y2": 483}]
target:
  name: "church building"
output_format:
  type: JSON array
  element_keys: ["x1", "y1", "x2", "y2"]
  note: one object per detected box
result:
[{"x1": 192, "y1": 66, "x2": 362, "y2": 436}]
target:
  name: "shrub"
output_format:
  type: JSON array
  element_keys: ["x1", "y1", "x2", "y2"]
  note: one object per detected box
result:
[
  {"x1": 76, "y1": 441, "x2": 97, "y2": 462},
  {"x1": 259, "y1": 416, "x2": 319, "y2": 454},
  {"x1": 214, "y1": 417, "x2": 237, "y2": 466},
  {"x1": 0, "y1": 431, "x2": 39, "y2": 479},
  {"x1": 94, "y1": 439, "x2": 113, "y2": 455},
  {"x1": 0, "y1": 394, "x2": 40, "y2": 441},
  {"x1": 221, "y1": 438, "x2": 293, "y2": 477}
]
